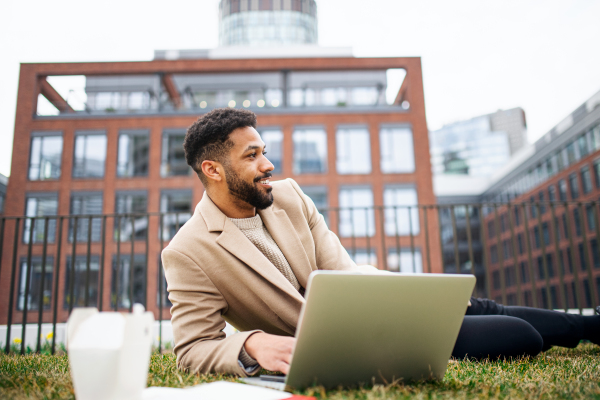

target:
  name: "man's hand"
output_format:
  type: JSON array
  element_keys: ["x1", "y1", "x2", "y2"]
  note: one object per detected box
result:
[{"x1": 244, "y1": 333, "x2": 296, "y2": 374}]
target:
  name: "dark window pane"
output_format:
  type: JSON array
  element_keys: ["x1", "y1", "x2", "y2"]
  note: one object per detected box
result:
[
  {"x1": 69, "y1": 193, "x2": 103, "y2": 242},
  {"x1": 29, "y1": 135, "x2": 62, "y2": 180},
  {"x1": 160, "y1": 190, "x2": 192, "y2": 239},
  {"x1": 17, "y1": 257, "x2": 54, "y2": 310},
  {"x1": 117, "y1": 131, "x2": 149, "y2": 177},
  {"x1": 64, "y1": 256, "x2": 99, "y2": 308},
  {"x1": 569, "y1": 173, "x2": 579, "y2": 200},
  {"x1": 73, "y1": 133, "x2": 107, "y2": 178},
  {"x1": 161, "y1": 131, "x2": 189, "y2": 177},
  {"x1": 24, "y1": 195, "x2": 58, "y2": 244},
  {"x1": 293, "y1": 128, "x2": 328, "y2": 174},
  {"x1": 558, "y1": 179, "x2": 568, "y2": 201},
  {"x1": 548, "y1": 185, "x2": 556, "y2": 202},
  {"x1": 259, "y1": 128, "x2": 283, "y2": 174},
  {"x1": 581, "y1": 166, "x2": 593, "y2": 194},
  {"x1": 111, "y1": 254, "x2": 147, "y2": 308},
  {"x1": 115, "y1": 192, "x2": 148, "y2": 241}
]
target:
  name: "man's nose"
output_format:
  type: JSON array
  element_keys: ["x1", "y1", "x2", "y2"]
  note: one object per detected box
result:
[{"x1": 260, "y1": 155, "x2": 274, "y2": 173}]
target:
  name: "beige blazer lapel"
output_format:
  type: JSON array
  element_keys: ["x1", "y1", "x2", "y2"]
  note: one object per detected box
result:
[
  {"x1": 198, "y1": 194, "x2": 304, "y2": 327},
  {"x1": 258, "y1": 206, "x2": 313, "y2": 290}
]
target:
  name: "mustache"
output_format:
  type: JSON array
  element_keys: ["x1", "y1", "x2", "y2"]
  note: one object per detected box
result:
[{"x1": 254, "y1": 173, "x2": 273, "y2": 182}]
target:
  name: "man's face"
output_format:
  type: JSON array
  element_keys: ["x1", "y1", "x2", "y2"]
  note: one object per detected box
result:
[{"x1": 222, "y1": 126, "x2": 274, "y2": 210}]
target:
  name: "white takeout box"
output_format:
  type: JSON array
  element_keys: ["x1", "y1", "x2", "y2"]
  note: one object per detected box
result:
[{"x1": 67, "y1": 304, "x2": 154, "y2": 400}]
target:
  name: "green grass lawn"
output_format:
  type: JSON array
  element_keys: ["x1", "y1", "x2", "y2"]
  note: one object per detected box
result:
[{"x1": 0, "y1": 344, "x2": 599, "y2": 399}]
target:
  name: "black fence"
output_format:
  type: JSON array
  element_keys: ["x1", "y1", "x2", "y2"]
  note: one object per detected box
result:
[{"x1": 1, "y1": 201, "x2": 599, "y2": 355}]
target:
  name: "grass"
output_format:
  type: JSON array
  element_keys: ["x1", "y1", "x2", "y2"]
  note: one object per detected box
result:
[{"x1": 0, "y1": 344, "x2": 599, "y2": 399}]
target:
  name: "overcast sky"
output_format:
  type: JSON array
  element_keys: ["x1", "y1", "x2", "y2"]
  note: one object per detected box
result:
[{"x1": 1, "y1": 0, "x2": 599, "y2": 178}]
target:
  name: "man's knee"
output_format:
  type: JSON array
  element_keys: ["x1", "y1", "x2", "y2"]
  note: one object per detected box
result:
[{"x1": 453, "y1": 315, "x2": 543, "y2": 360}]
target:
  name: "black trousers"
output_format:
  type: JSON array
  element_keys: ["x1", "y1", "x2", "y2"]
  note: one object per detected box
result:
[{"x1": 451, "y1": 297, "x2": 585, "y2": 360}]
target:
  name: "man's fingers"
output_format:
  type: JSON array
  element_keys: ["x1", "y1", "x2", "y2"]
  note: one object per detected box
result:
[{"x1": 276, "y1": 360, "x2": 290, "y2": 375}]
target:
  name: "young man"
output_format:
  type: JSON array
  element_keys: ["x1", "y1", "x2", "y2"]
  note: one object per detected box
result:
[{"x1": 162, "y1": 108, "x2": 600, "y2": 377}]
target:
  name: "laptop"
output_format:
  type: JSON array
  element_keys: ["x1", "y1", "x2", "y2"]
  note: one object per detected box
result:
[{"x1": 242, "y1": 270, "x2": 475, "y2": 390}]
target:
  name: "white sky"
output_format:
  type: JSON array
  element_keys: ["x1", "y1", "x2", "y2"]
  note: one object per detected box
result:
[{"x1": 1, "y1": 0, "x2": 599, "y2": 178}]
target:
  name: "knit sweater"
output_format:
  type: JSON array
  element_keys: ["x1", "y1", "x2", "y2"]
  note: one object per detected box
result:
[{"x1": 229, "y1": 213, "x2": 301, "y2": 370}]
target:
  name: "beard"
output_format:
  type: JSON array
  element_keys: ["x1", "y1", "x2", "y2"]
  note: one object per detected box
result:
[{"x1": 224, "y1": 164, "x2": 274, "y2": 210}]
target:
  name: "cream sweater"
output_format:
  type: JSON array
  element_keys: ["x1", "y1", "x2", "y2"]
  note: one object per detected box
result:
[{"x1": 229, "y1": 213, "x2": 301, "y2": 370}]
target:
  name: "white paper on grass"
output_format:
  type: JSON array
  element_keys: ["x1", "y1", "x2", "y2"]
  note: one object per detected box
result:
[
  {"x1": 142, "y1": 381, "x2": 293, "y2": 400},
  {"x1": 67, "y1": 304, "x2": 154, "y2": 400}
]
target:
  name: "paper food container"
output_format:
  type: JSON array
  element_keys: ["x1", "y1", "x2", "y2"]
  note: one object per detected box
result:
[{"x1": 67, "y1": 304, "x2": 154, "y2": 400}]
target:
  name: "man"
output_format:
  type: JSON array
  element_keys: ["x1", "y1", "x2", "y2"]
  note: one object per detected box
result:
[{"x1": 162, "y1": 108, "x2": 600, "y2": 377}]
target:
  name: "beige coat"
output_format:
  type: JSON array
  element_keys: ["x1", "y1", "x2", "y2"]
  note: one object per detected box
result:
[{"x1": 162, "y1": 178, "x2": 360, "y2": 376}]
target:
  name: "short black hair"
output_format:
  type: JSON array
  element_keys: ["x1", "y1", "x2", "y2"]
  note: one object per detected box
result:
[{"x1": 184, "y1": 108, "x2": 257, "y2": 185}]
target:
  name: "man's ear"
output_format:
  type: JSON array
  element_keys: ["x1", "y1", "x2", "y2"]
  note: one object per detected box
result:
[{"x1": 201, "y1": 160, "x2": 223, "y2": 183}]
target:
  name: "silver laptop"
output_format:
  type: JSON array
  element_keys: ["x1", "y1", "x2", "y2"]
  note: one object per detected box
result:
[{"x1": 243, "y1": 270, "x2": 475, "y2": 390}]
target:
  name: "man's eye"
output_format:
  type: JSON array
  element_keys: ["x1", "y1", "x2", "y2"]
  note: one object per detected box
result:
[
  {"x1": 249, "y1": 152, "x2": 256, "y2": 157},
  {"x1": 263, "y1": 151, "x2": 267, "y2": 156}
]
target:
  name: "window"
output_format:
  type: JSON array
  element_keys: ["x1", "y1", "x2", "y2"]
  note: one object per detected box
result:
[
  {"x1": 115, "y1": 191, "x2": 148, "y2": 241},
  {"x1": 578, "y1": 134, "x2": 589, "y2": 158},
  {"x1": 0, "y1": 191, "x2": 4, "y2": 214},
  {"x1": 29, "y1": 133, "x2": 62, "y2": 180},
  {"x1": 23, "y1": 194, "x2": 58, "y2": 244},
  {"x1": 594, "y1": 159, "x2": 600, "y2": 188},
  {"x1": 383, "y1": 186, "x2": 419, "y2": 236},
  {"x1": 573, "y1": 208, "x2": 582, "y2": 236},
  {"x1": 503, "y1": 240, "x2": 511, "y2": 259},
  {"x1": 380, "y1": 126, "x2": 415, "y2": 173},
  {"x1": 591, "y1": 239, "x2": 600, "y2": 269},
  {"x1": 17, "y1": 257, "x2": 53, "y2": 311},
  {"x1": 562, "y1": 214, "x2": 570, "y2": 239},
  {"x1": 161, "y1": 130, "x2": 189, "y2": 177},
  {"x1": 566, "y1": 141, "x2": 577, "y2": 164},
  {"x1": 160, "y1": 190, "x2": 192, "y2": 240},
  {"x1": 293, "y1": 127, "x2": 328, "y2": 174},
  {"x1": 556, "y1": 150, "x2": 565, "y2": 171},
  {"x1": 542, "y1": 222, "x2": 550, "y2": 245},
  {"x1": 517, "y1": 233, "x2": 524, "y2": 255},
  {"x1": 548, "y1": 185, "x2": 557, "y2": 202},
  {"x1": 73, "y1": 131, "x2": 107, "y2": 178},
  {"x1": 578, "y1": 243, "x2": 587, "y2": 271},
  {"x1": 487, "y1": 220, "x2": 495, "y2": 239},
  {"x1": 558, "y1": 179, "x2": 568, "y2": 201},
  {"x1": 581, "y1": 166, "x2": 593, "y2": 194},
  {"x1": 586, "y1": 204, "x2": 596, "y2": 232},
  {"x1": 301, "y1": 186, "x2": 328, "y2": 224},
  {"x1": 111, "y1": 254, "x2": 147, "y2": 308},
  {"x1": 259, "y1": 128, "x2": 283, "y2": 174},
  {"x1": 387, "y1": 249, "x2": 423, "y2": 273},
  {"x1": 538, "y1": 192, "x2": 546, "y2": 214},
  {"x1": 64, "y1": 255, "x2": 99, "y2": 308},
  {"x1": 339, "y1": 187, "x2": 375, "y2": 237},
  {"x1": 117, "y1": 130, "x2": 149, "y2": 177},
  {"x1": 69, "y1": 192, "x2": 103, "y2": 242},
  {"x1": 336, "y1": 126, "x2": 371, "y2": 174},
  {"x1": 520, "y1": 262, "x2": 529, "y2": 283},
  {"x1": 530, "y1": 196, "x2": 537, "y2": 219},
  {"x1": 532, "y1": 227, "x2": 540, "y2": 249},
  {"x1": 490, "y1": 245, "x2": 498, "y2": 263},
  {"x1": 349, "y1": 249, "x2": 378, "y2": 267},
  {"x1": 513, "y1": 207, "x2": 521, "y2": 226}
]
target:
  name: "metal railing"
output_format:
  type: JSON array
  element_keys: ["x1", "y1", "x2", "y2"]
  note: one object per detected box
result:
[{"x1": 1, "y1": 201, "x2": 599, "y2": 355}]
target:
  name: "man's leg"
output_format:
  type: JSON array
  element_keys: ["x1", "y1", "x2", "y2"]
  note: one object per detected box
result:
[
  {"x1": 452, "y1": 315, "x2": 543, "y2": 360},
  {"x1": 466, "y1": 297, "x2": 595, "y2": 350}
]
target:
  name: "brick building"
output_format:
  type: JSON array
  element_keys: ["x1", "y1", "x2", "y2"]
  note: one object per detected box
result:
[{"x1": 1, "y1": 54, "x2": 439, "y2": 324}]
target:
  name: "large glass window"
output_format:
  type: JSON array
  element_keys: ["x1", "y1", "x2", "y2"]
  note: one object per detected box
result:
[
  {"x1": 24, "y1": 194, "x2": 58, "y2": 244},
  {"x1": 380, "y1": 126, "x2": 415, "y2": 173},
  {"x1": 293, "y1": 127, "x2": 327, "y2": 174},
  {"x1": 17, "y1": 257, "x2": 53, "y2": 311},
  {"x1": 115, "y1": 191, "x2": 148, "y2": 241},
  {"x1": 69, "y1": 192, "x2": 103, "y2": 242},
  {"x1": 161, "y1": 129, "x2": 190, "y2": 177},
  {"x1": 117, "y1": 130, "x2": 149, "y2": 177},
  {"x1": 73, "y1": 131, "x2": 107, "y2": 178},
  {"x1": 301, "y1": 186, "x2": 328, "y2": 224},
  {"x1": 29, "y1": 133, "x2": 63, "y2": 180},
  {"x1": 160, "y1": 190, "x2": 192, "y2": 240},
  {"x1": 338, "y1": 187, "x2": 374, "y2": 237},
  {"x1": 111, "y1": 254, "x2": 147, "y2": 308},
  {"x1": 336, "y1": 126, "x2": 371, "y2": 174},
  {"x1": 594, "y1": 159, "x2": 600, "y2": 188},
  {"x1": 64, "y1": 255, "x2": 99, "y2": 308},
  {"x1": 581, "y1": 166, "x2": 593, "y2": 194},
  {"x1": 558, "y1": 179, "x2": 568, "y2": 201},
  {"x1": 258, "y1": 128, "x2": 283, "y2": 174},
  {"x1": 387, "y1": 249, "x2": 423, "y2": 273},
  {"x1": 383, "y1": 186, "x2": 420, "y2": 236},
  {"x1": 569, "y1": 173, "x2": 579, "y2": 200}
]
